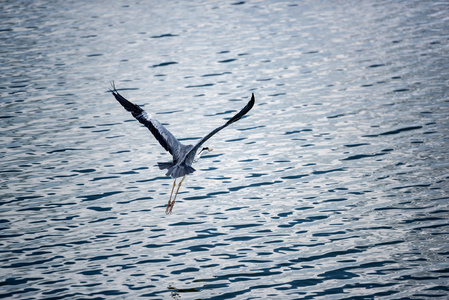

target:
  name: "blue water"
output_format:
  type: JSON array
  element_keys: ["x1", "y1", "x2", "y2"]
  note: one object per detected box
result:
[{"x1": 1, "y1": 0, "x2": 449, "y2": 299}]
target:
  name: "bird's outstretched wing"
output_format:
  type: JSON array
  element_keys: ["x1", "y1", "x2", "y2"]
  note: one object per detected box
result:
[
  {"x1": 186, "y1": 93, "x2": 255, "y2": 157},
  {"x1": 110, "y1": 83, "x2": 182, "y2": 156}
]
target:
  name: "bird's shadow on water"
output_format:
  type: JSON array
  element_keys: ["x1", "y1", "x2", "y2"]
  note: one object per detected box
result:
[{"x1": 167, "y1": 283, "x2": 189, "y2": 300}]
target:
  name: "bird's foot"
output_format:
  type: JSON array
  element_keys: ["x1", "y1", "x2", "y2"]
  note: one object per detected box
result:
[{"x1": 165, "y1": 200, "x2": 175, "y2": 214}]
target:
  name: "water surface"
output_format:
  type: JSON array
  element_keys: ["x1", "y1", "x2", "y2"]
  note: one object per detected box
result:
[{"x1": 1, "y1": 0, "x2": 449, "y2": 299}]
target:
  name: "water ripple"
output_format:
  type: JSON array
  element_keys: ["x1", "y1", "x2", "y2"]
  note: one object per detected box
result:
[{"x1": 1, "y1": 0, "x2": 448, "y2": 299}]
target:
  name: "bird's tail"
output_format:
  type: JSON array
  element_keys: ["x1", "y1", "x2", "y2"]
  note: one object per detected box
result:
[
  {"x1": 164, "y1": 164, "x2": 196, "y2": 178},
  {"x1": 157, "y1": 162, "x2": 174, "y2": 170}
]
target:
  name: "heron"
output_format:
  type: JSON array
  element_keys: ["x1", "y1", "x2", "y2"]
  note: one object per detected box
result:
[{"x1": 110, "y1": 83, "x2": 255, "y2": 214}]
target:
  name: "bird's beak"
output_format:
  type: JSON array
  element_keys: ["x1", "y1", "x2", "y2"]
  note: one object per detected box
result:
[{"x1": 209, "y1": 148, "x2": 214, "y2": 152}]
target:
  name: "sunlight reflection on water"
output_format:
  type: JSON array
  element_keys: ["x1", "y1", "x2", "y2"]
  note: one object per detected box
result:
[{"x1": 1, "y1": 0, "x2": 449, "y2": 299}]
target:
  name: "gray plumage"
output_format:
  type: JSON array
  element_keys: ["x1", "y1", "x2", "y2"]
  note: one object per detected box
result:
[{"x1": 110, "y1": 84, "x2": 255, "y2": 179}]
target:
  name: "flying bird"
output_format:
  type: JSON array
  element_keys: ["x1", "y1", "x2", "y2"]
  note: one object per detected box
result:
[{"x1": 110, "y1": 83, "x2": 255, "y2": 213}]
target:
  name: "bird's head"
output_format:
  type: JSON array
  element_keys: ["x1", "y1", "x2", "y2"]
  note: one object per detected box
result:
[
  {"x1": 202, "y1": 147, "x2": 213, "y2": 153},
  {"x1": 194, "y1": 147, "x2": 213, "y2": 162}
]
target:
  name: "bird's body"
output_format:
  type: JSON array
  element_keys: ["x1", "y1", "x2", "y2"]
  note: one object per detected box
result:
[{"x1": 110, "y1": 83, "x2": 255, "y2": 213}]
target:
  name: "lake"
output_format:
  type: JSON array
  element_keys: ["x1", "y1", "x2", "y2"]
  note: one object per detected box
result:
[{"x1": 1, "y1": 0, "x2": 449, "y2": 299}]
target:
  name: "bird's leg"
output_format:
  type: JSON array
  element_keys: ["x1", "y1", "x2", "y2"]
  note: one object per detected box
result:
[
  {"x1": 167, "y1": 175, "x2": 186, "y2": 214},
  {"x1": 166, "y1": 178, "x2": 177, "y2": 214}
]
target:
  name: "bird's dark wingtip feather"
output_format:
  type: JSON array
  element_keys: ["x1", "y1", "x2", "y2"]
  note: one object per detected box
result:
[
  {"x1": 249, "y1": 93, "x2": 255, "y2": 108},
  {"x1": 109, "y1": 81, "x2": 117, "y2": 94},
  {"x1": 225, "y1": 93, "x2": 255, "y2": 125},
  {"x1": 110, "y1": 83, "x2": 143, "y2": 114}
]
